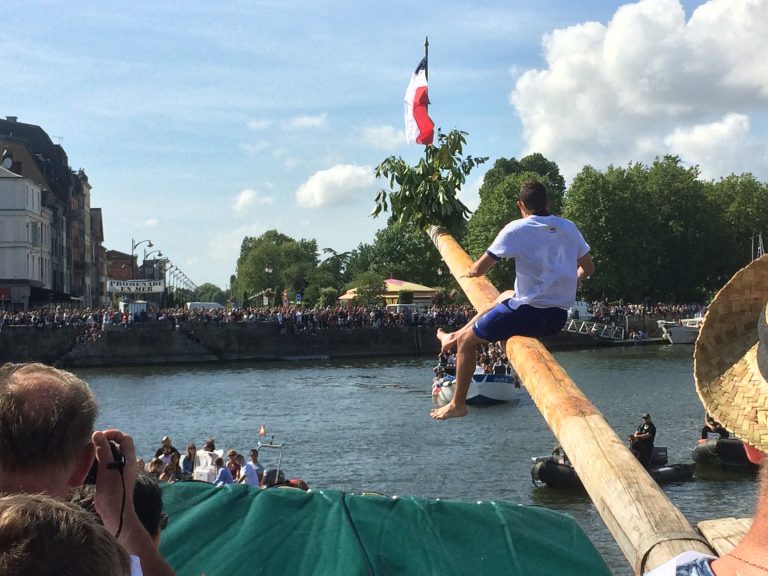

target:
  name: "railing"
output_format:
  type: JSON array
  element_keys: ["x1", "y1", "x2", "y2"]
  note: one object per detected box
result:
[{"x1": 563, "y1": 319, "x2": 625, "y2": 340}]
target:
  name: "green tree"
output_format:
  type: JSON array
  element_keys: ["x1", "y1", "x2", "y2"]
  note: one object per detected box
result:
[
  {"x1": 346, "y1": 243, "x2": 376, "y2": 279},
  {"x1": 374, "y1": 129, "x2": 488, "y2": 235},
  {"x1": 367, "y1": 221, "x2": 443, "y2": 286},
  {"x1": 235, "y1": 230, "x2": 318, "y2": 302},
  {"x1": 347, "y1": 271, "x2": 387, "y2": 307},
  {"x1": 564, "y1": 156, "x2": 721, "y2": 302},
  {"x1": 192, "y1": 283, "x2": 227, "y2": 304},
  {"x1": 704, "y1": 174, "x2": 768, "y2": 282},
  {"x1": 564, "y1": 163, "x2": 653, "y2": 301},
  {"x1": 398, "y1": 289, "x2": 414, "y2": 304}
]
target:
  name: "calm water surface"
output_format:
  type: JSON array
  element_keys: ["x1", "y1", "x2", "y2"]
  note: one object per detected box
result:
[{"x1": 76, "y1": 345, "x2": 757, "y2": 576}]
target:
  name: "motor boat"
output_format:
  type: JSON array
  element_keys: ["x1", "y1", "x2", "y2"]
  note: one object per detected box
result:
[
  {"x1": 432, "y1": 370, "x2": 521, "y2": 406},
  {"x1": 531, "y1": 446, "x2": 695, "y2": 489},
  {"x1": 657, "y1": 316, "x2": 704, "y2": 344},
  {"x1": 692, "y1": 437, "x2": 759, "y2": 472}
]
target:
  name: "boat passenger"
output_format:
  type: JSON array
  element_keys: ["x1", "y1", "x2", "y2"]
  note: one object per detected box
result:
[
  {"x1": 154, "y1": 436, "x2": 180, "y2": 460},
  {"x1": 700, "y1": 413, "x2": 729, "y2": 440},
  {"x1": 645, "y1": 255, "x2": 768, "y2": 575},
  {"x1": 181, "y1": 443, "x2": 196, "y2": 479},
  {"x1": 196, "y1": 438, "x2": 217, "y2": 470},
  {"x1": 248, "y1": 448, "x2": 265, "y2": 485},
  {"x1": 213, "y1": 457, "x2": 234, "y2": 486},
  {"x1": 628, "y1": 413, "x2": 656, "y2": 469},
  {"x1": 226, "y1": 449, "x2": 241, "y2": 480}
]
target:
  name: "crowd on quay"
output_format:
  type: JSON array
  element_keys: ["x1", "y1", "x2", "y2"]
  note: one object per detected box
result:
[
  {"x1": 0, "y1": 303, "x2": 477, "y2": 334},
  {"x1": 587, "y1": 300, "x2": 706, "y2": 324},
  {"x1": 1, "y1": 299, "x2": 707, "y2": 335}
]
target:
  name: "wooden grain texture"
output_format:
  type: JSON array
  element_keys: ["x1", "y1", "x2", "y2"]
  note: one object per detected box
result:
[
  {"x1": 698, "y1": 518, "x2": 751, "y2": 555},
  {"x1": 428, "y1": 226, "x2": 714, "y2": 574}
]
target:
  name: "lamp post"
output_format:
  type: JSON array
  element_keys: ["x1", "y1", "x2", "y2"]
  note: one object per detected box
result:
[
  {"x1": 437, "y1": 267, "x2": 445, "y2": 304},
  {"x1": 264, "y1": 266, "x2": 273, "y2": 307},
  {"x1": 142, "y1": 249, "x2": 162, "y2": 280},
  {"x1": 130, "y1": 238, "x2": 153, "y2": 279}
]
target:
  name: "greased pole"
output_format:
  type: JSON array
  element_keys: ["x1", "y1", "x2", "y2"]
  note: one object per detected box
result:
[{"x1": 427, "y1": 226, "x2": 713, "y2": 575}]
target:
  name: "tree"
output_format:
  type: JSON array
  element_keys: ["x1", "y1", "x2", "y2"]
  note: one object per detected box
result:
[
  {"x1": 235, "y1": 230, "x2": 318, "y2": 303},
  {"x1": 564, "y1": 156, "x2": 721, "y2": 302},
  {"x1": 347, "y1": 271, "x2": 387, "y2": 307},
  {"x1": 367, "y1": 221, "x2": 443, "y2": 286},
  {"x1": 192, "y1": 283, "x2": 227, "y2": 304},
  {"x1": 704, "y1": 174, "x2": 768, "y2": 281},
  {"x1": 346, "y1": 243, "x2": 376, "y2": 280},
  {"x1": 374, "y1": 129, "x2": 488, "y2": 235}
]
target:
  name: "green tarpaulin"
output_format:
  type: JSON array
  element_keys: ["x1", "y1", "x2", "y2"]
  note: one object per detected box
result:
[{"x1": 160, "y1": 483, "x2": 611, "y2": 576}]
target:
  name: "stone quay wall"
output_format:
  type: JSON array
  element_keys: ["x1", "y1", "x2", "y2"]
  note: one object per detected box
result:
[{"x1": 0, "y1": 315, "x2": 665, "y2": 368}]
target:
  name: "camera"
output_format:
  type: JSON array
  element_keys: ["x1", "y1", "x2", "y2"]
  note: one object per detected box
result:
[{"x1": 84, "y1": 440, "x2": 126, "y2": 484}]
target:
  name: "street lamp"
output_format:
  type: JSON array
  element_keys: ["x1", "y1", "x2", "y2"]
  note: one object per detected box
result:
[
  {"x1": 264, "y1": 266, "x2": 273, "y2": 307},
  {"x1": 131, "y1": 238, "x2": 153, "y2": 279},
  {"x1": 144, "y1": 248, "x2": 162, "y2": 261}
]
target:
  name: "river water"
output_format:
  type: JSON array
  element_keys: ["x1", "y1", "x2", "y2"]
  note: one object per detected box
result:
[{"x1": 76, "y1": 345, "x2": 758, "y2": 576}]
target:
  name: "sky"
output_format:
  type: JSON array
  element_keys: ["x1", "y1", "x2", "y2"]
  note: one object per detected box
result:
[{"x1": 3, "y1": 0, "x2": 767, "y2": 289}]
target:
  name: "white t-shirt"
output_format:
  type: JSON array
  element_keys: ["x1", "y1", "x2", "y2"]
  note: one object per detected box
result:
[
  {"x1": 643, "y1": 551, "x2": 717, "y2": 575},
  {"x1": 486, "y1": 215, "x2": 590, "y2": 310},
  {"x1": 241, "y1": 462, "x2": 260, "y2": 486}
]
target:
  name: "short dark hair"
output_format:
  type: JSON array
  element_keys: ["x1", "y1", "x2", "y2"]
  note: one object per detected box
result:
[
  {"x1": 519, "y1": 180, "x2": 548, "y2": 212},
  {"x1": 0, "y1": 493, "x2": 130, "y2": 575},
  {"x1": 134, "y1": 473, "x2": 164, "y2": 537},
  {"x1": 0, "y1": 363, "x2": 97, "y2": 472}
]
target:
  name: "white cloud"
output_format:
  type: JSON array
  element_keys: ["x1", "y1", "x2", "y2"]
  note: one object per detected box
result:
[
  {"x1": 241, "y1": 139, "x2": 270, "y2": 155},
  {"x1": 664, "y1": 113, "x2": 768, "y2": 179},
  {"x1": 143, "y1": 218, "x2": 159, "y2": 227},
  {"x1": 511, "y1": 0, "x2": 768, "y2": 181},
  {"x1": 233, "y1": 188, "x2": 274, "y2": 212},
  {"x1": 295, "y1": 164, "x2": 375, "y2": 208},
  {"x1": 287, "y1": 114, "x2": 328, "y2": 129},
  {"x1": 247, "y1": 119, "x2": 271, "y2": 130},
  {"x1": 362, "y1": 125, "x2": 403, "y2": 151}
]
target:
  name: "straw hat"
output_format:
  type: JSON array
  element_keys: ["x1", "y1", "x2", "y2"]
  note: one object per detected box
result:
[{"x1": 694, "y1": 254, "x2": 768, "y2": 453}]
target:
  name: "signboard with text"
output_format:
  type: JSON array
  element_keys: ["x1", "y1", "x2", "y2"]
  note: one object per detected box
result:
[{"x1": 107, "y1": 279, "x2": 165, "y2": 294}]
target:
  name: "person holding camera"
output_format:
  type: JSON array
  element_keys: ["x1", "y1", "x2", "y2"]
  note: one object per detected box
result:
[{"x1": 0, "y1": 362, "x2": 175, "y2": 576}]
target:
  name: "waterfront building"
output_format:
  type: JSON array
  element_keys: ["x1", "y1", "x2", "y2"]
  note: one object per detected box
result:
[{"x1": 0, "y1": 116, "x2": 105, "y2": 309}]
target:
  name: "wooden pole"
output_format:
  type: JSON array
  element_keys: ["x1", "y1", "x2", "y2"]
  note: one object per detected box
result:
[{"x1": 427, "y1": 226, "x2": 713, "y2": 575}]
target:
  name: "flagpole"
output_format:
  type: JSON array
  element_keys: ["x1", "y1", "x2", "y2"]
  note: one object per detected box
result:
[{"x1": 424, "y1": 36, "x2": 429, "y2": 81}]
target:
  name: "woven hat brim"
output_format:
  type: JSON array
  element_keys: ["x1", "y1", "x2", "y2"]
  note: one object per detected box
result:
[{"x1": 694, "y1": 254, "x2": 768, "y2": 452}]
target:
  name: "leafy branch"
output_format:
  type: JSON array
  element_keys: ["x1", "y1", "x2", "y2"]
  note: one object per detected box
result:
[{"x1": 373, "y1": 129, "x2": 488, "y2": 234}]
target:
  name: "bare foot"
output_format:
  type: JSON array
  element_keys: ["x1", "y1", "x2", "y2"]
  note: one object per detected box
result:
[
  {"x1": 436, "y1": 329, "x2": 456, "y2": 354},
  {"x1": 430, "y1": 403, "x2": 468, "y2": 420}
]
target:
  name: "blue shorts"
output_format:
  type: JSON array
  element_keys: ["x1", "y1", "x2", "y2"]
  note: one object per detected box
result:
[{"x1": 472, "y1": 302, "x2": 567, "y2": 342}]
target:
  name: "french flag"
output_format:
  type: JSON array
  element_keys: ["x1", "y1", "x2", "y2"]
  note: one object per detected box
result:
[{"x1": 404, "y1": 57, "x2": 434, "y2": 145}]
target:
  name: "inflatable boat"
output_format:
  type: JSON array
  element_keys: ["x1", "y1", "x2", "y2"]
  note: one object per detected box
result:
[
  {"x1": 531, "y1": 447, "x2": 695, "y2": 489},
  {"x1": 692, "y1": 437, "x2": 759, "y2": 472}
]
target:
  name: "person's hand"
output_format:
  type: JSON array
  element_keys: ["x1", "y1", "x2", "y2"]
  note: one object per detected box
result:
[{"x1": 92, "y1": 429, "x2": 138, "y2": 537}]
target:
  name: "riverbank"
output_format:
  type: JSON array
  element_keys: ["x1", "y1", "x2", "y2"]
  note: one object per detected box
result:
[{"x1": 0, "y1": 314, "x2": 670, "y2": 367}]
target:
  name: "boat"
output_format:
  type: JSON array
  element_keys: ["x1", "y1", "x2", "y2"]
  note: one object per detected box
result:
[
  {"x1": 531, "y1": 446, "x2": 695, "y2": 489},
  {"x1": 692, "y1": 437, "x2": 759, "y2": 472},
  {"x1": 657, "y1": 316, "x2": 704, "y2": 344},
  {"x1": 432, "y1": 370, "x2": 521, "y2": 406}
]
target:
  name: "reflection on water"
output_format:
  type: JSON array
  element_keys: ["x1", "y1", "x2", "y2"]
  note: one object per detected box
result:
[{"x1": 76, "y1": 345, "x2": 757, "y2": 576}]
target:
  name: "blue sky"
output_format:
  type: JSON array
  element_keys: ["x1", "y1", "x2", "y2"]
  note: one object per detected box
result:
[{"x1": 3, "y1": 0, "x2": 766, "y2": 288}]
